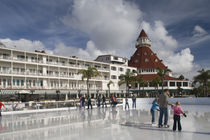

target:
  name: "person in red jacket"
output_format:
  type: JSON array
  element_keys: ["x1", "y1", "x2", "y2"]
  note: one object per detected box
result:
[{"x1": 0, "y1": 101, "x2": 5, "y2": 117}]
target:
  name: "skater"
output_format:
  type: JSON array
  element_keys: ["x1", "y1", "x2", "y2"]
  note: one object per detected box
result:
[
  {"x1": 132, "y1": 94, "x2": 136, "y2": 109},
  {"x1": 125, "y1": 96, "x2": 129, "y2": 110},
  {"x1": 171, "y1": 101, "x2": 187, "y2": 131},
  {"x1": 0, "y1": 101, "x2": 5, "y2": 117},
  {"x1": 81, "y1": 95, "x2": 85, "y2": 108},
  {"x1": 102, "y1": 95, "x2": 107, "y2": 108},
  {"x1": 112, "y1": 95, "x2": 117, "y2": 107},
  {"x1": 87, "y1": 95, "x2": 92, "y2": 109},
  {"x1": 97, "y1": 95, "x2": 101, "y2": 107},
  {"x1": 158, "y1": 89, "x2": 172, "y2": 128},
  {"x1": 150, "y1": 98, "x2": 159, "y2": 124}
]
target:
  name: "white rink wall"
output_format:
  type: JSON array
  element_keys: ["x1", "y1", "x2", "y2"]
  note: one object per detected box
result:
[{"x1": 124, "y1": 97, "x2": 210, "y2": 105}]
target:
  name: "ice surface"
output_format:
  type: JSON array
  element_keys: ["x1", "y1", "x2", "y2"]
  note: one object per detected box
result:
[{"x1": 0, "y1": 100, "x2": 210, "y2": 140}]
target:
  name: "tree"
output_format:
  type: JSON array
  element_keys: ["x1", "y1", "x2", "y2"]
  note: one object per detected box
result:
[
  {"x1": 135, "y1": 76, "x2": 144, "y2": 95},
  {"x1": 157, "y1": 67, "x2": 172, "y2": 93},
  {"x1": 178, "y1": 75, "x2": 185, "y2": 80},
  {"x1": 151, "y1": 77, "x2": 161, "y2": 94},
  {"x1": 118, "y1": 71, "x2": 136, "y2": 96},
  {"x1": 78, "y1": 67, "x2": 101, "y2": 95},
  {"x1": 107, "y1": 80, "x2": 114, "y2": 96},
  {"x1": 142, "y1": 81, "x2": 148, "y2": 94},
  {"x1": 194, "y1": 69, "x2": 210, "y2": 97}
]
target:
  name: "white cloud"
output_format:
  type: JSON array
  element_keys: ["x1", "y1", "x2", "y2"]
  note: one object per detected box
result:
[
  {"x1": 62, "y1": 0, "x2": 141, "y2": 55},
  {"x1": 0, "y1": 38, "x2": 45, "y2": 51},
  {"x1": 53, "y1": 41, "x2": 113, "y2": 60},
  {"x1": 193, "y1": 25, "x2": 208, "y2": 38}
]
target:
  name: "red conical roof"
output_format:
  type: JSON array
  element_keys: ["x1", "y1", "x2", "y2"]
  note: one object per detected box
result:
[
  {"x1": 128, "y1": 46, "x2": 167, "y2": 69},
  {"x1": 138, "y1": 29, "x2": 148, "y2": 38}
]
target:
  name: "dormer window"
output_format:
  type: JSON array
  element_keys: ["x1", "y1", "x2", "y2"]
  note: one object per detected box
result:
[
  {"x1": 155, "y1": 58, "x2": 158, "y2": 62},
  {"x1": 135, "y1": 59, "x2": 139, "y2": 63}
]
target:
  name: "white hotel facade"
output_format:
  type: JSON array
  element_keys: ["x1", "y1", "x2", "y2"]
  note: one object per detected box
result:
[
  {"x1": 0, "y1": 44, "x2": 136, "y2": 96},
  {"x1": 0, "y1": 29, "x2": 192, "y2": 97}
]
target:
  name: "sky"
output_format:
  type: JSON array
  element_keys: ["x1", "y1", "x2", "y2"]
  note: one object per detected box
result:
[{"x1": 0, "y1": 0, "x2": 210, "y2": 79}]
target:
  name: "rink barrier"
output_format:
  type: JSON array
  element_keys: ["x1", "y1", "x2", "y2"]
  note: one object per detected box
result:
[{"x1": 124, "y1": 97, "x2": 210, "y2": 105}]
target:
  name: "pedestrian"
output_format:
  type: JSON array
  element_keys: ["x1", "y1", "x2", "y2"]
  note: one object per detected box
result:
[
  {"x1": 87, "y1": 95, "x2": 92, "y2": 109},
  {"x1": 97, "y1": 94, "x2": 101, "y2": 107},
  {"x1": 150, "y1": 98, "x2": 159, "y2": 124},
  {"x1": 132, "y1": 94, "x2": 136, "y2": 109},
  {"x1": 112, "y1": 95, "x2": 117, "y2": 107},
  {"x1": 81, "y1": 95, "x2": 85, "y2": 108},
  {"x1": 102, "y1": 95, "x2": 107, "y2": 108},
  {"x1": 158, "y1": 89, "x2": 172, "y2": 128},
  {"x1": 125, "y1": 96, "x2": 129, "y2": 110},
  {"x1": 0, "y1": 101, "x2": 5, "y2": 117},
  {"x1": 171, "y1": 101, "x2": 187, "y2": 131}
]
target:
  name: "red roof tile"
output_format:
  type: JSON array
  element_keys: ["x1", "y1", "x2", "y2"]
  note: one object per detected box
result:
[
  {"x1": 138, "y1": 29, "x2": 148, "y2": 38},
  {"x1": 137, "y1": 74, "x2": 178, "y2": 81},
  {"x1": 128, "y1": 46, "x2": 167, "y2": 69}
]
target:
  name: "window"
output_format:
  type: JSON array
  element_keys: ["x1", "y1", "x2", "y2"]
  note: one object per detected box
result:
[
  {"x1": 135, "y1": 59, "x2": 139, "y2": 63},
  {"x1": 144, "y1": 52, "x2": 147, "y2": 55},
  {"x1": 170, "y1": 82, "x2": 175, "y2": 87},
  {"x1": 155, "y1": 58, "x2": 158, "y2": 62},
  {"x1": 111, "y1": 66, "x2": 116, "y2": 71},
  {"x1": 114, "y1": 56, "x2": 118, "y2": 60},
  {"x1": 111, "y1": 75, "x2": 117, "y2": 79},
  {"x1": 183, "y1": 82, "x2": 188, "y2": 87},
  {"x1": 145, "y1": 58, "x2": 149, "y2": 62},
  {"x1": 17, "y1": 80, "x2": 20, "y2": 86},
  {"x1": 177, "y1": 82, "x2": 182, "y2": 87},
  {"x1": 21, "y1": 80, "x2": 24, "y2": 86},
  {"x1": 119, "y1": 67, "x2": 124, "y2": 72},
  {"x1": 137, "y1": 53, "x2": 140, "y2": 56}
]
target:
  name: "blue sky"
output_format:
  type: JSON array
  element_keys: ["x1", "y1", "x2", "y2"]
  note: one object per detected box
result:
[{"x1": 0, "y1": 0, "x2": 210, "y2": 78}]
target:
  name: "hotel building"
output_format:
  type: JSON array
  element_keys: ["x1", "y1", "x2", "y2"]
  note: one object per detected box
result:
[{"x1": 0, "y1": 29, "x2": 192, "y2": 97}]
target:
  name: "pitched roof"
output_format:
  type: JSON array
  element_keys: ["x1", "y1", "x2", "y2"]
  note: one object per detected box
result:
[
  {"x1": 138, "y1": 29, "x2": 148, "y2": 38},
  {"x1": 128, "y1": 46, "x2": 167, "y2": 69},
  {"x1": 137, "y1": 74, "x2": 178, "y2": 81}
]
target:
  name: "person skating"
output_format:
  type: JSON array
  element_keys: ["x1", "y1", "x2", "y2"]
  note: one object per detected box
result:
[
  {"x1": 132, "y1": 94, "x2": 136, "y2": 109},
  {"x1": 112, "y1": 95, "x2": 117, "y2": 107},
  {"x1": 102, "y1": 95, "x2": 107, "y2": 108},
  {"x1": 158, "y1": 89, "x2": 172, "y2": 128},
  {"x1": 150, "y1": 98, "x2": 159, "y2": 125},
  {"x1": 171, "y1": 101, "x2": 187, "y2": 131},
  {"x1": 125, "y1": 96, "x2": 129, "y2": 110},
  {"x1": 81, "y1": 95, "x2": 85, "y2": 108},
  {"x1": 0, "y1": 101, "x2": 5, "y2": 117},
  {"x1": 87, "y1": 95, "x2": 92, "y2": 109},
  {"x1": 97, "y1": 95, "x2": 101, "y2": 107}
]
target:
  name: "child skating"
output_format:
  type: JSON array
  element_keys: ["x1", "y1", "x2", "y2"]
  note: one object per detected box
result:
[
  {"x1": 150, "y1": 98, "x2": 159, "y2": 125},
  {"x1": 125, "y1": 96, "x2": 129, "y2": 110},
  {"x1": 171, "y1": 101, "x2": 187, "y2": 131}
]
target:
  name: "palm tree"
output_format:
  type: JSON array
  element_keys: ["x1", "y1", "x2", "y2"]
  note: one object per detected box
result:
[
  {"x1": 194, "y1": 69, "x2": 210, "y2": 97},
  {"x1": 78, "y1": 67, "x2": 101, "y2": 95},
  {"x1": 156, "y1": 67, "x2": 172, "y2": 93},
  {"x1": 135, "y1": 76, "x2": 144, "y2": 96},
  {"x1": 118, "y1": 71, "x2": 136, "y2": 96},
  {"x1": 142, "y1": 81, "x2": 148, "y2": 94},
  {"x1": 151, "y1": 77, "x2": 161, "y2": 94},
  {"x1": 107, "y1": 80, "x2": 114, "y2": 96}
]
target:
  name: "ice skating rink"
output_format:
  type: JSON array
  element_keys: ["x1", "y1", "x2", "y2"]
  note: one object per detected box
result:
[{"x1": 0, "y1": 98, "x2": 210, "y2": 140}]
